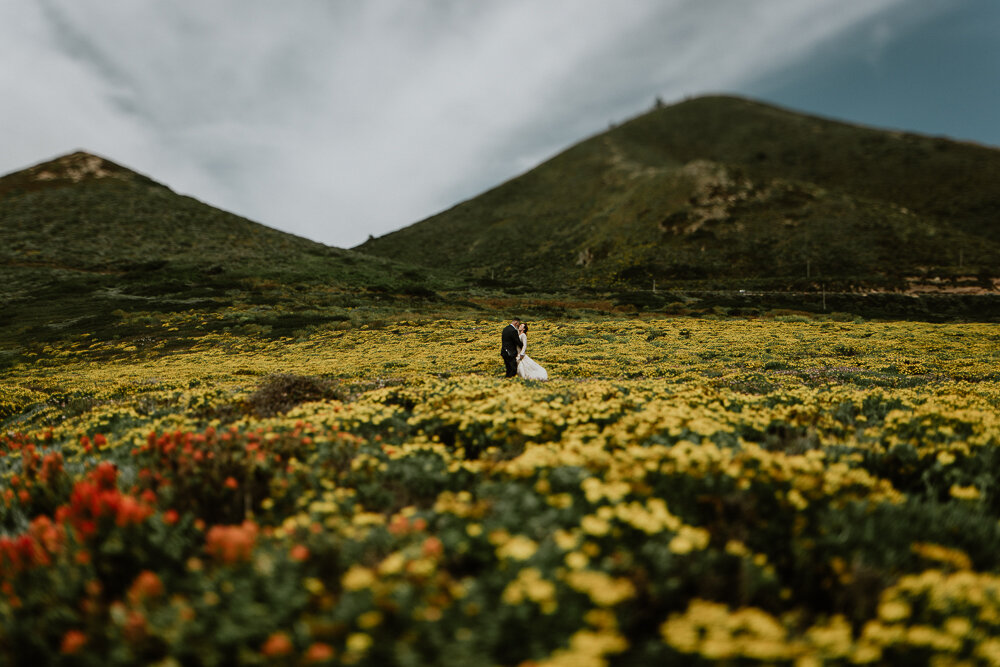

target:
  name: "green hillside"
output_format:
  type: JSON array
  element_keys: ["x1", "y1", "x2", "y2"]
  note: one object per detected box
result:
[
  {"x1": 0, "y1": 152, "x2": 458, "y2": 356},
  {"x1": 357, "y1": 96, "x2": 1000, "y2": 291}
]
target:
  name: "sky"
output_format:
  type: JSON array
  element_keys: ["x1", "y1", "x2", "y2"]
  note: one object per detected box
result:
[{"x1": 1, "y1": 0, "x2": 997, "y2": 249}]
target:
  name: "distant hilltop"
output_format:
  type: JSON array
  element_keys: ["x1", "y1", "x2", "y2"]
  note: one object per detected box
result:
[
  {"x1": 358, "y1": 95, "x2": 1000, "y2": 291},
  {"x1": 0, "y1": 151, "x2": 165, "y2": 199}
]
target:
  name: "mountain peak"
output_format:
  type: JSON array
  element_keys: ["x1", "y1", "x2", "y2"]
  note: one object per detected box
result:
[
  {"x1": 32, "y1": 151, "x2": 126, "y2": 183},
  {"x1": 359, "y1": 94, "x2": 1000, "y2": 289},
  {"x1": 0, "y1": 151, "x2": 163, "y2": 199}
]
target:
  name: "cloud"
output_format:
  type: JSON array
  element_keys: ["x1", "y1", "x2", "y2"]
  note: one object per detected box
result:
[{"x1": 0, "y1": 0, "x2": 950, "y2": 248}]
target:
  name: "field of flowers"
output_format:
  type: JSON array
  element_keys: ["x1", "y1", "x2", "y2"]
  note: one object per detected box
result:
[{"x1": 2, "y1": 315, "x2": 1000, "y2": 665}]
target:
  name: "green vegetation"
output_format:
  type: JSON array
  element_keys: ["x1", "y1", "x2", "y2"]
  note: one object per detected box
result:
[
  {"x1": 2, "y1": 318, "x2": 1000, "y2": 665},
  {"x1": 2, "y1": 113, "x2": 1000, "y2": 664},
  {"x1": 0, "y1": 152, "x2": 464, "y2": 359},
  {"x1": 358, "y1": 96, "x2": 1000, "y2": 293}
]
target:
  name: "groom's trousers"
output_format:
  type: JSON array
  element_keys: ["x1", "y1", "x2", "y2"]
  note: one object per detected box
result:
[{"x1": 502, "y1": 351, "x2": 518, "y2": 378}]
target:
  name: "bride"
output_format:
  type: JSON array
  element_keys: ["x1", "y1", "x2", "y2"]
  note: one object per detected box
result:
[{"x1": 516, "y1": 323, "x2": 548, "y2": 381}]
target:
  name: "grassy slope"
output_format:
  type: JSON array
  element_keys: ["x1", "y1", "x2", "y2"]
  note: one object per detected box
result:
[
  {"x1": 0, "y1": 152, "x2": 462, "y2": 355},
  {"x1": 357, "y1": 96, "x2": 1000, "y2": 289}
]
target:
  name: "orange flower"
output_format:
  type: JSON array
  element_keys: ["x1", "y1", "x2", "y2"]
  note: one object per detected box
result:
[
  {"x1": 128, "y1": 570, "x2": 164, "y2": 603},
  {"x1": 164, "y1": 509, "x2": 180, "y2": 525},
  {"x1": 60, "y1": 630, "x2": 87, "y2": 654},
  {"x1": 115, "y1": 495, "x2": 154, "y2": 527},
  {"x1": 290, "y1": 544, "x2": 310, "y2": 562},
  {"x1": 205, "y1": 521, "x2": 258, "y2": 563},
  {"x1": 388, "y1": 515, "x2": 410, "y2": 535},
  {"x1": 261, "y1": 631, "x2": 294, "y2": 656},
  {"x1": 422, "y1": 536, "x2": 444, "y2": 559},
  {"x1": 93, "y1": 461, "x2": 117, "y2": 490},
  {"x1": 224, "y1": 476, "x2": 239, "y2": 489},
  {"x1": 304, "y1": 642, "x2": 335, "y2": 663},
  {"x1": 122, "y1": 610, "x2": 147, "y2": 643}
]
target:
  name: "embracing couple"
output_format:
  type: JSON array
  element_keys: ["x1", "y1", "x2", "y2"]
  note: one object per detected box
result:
[{"x1": 500, "y1": 318, "x2": 548, "y2": 381}]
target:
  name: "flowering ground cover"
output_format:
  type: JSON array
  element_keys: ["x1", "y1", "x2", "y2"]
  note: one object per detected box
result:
[{"x1": 2, "y1": 316, "x2": 1000, "y2": 665}]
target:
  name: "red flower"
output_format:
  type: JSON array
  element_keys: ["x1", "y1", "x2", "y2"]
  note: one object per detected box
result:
[
  {"x1": 205, "y1": 521, "x2": 258, "y2": 563},
  {"x1": 304, "y1": 642, "x2": 335, "y2": 663},
  {"x1": 164, "y1": 509, "x2": 180, "y2": 525},
  {"x1": 388, "y1": 515, "x2": 410, "y2": 535},
  {"x1": 422, "y1": 536, "x2": 444, "y2": 559},
  {"x1": 115, "y1": 494, "x2": 154, "y2": 527},
  {"x1": 93, "y1": 462, "x2": 117, "y2": 490},
  {"x1": 127, "y1": 570, "x2": 164, "y2": 604},
  {"x1": 61, "y1": 465, "x2": 155, "y2": 536},
  {"x1": 122, "y1": 609, "x2": 147, "y2": 642},
  {"x1": 60, "y1": 630, "x2": 87, "y2": 654},
  {"x1": 40, "y1": 452, "x2": 64, "y2": 483},
  {"x1": 77, "y1": 520, "x2": 97, "y2": 538},
  {"x1": 261, "y1": 631, "x2": 294, "y2": 657},
  {"x1": 29, "y1": 515, "x2": 64, "y2": 554},
  {"x1": 224, "y1": 476, "x2": 239, "y2": 489},
  {"x1": 290, "y1": 544, "x2": 310, "y2": 562}
]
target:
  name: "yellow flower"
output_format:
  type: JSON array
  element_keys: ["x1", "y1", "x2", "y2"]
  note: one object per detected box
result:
[
  {"x1": 877, "y1": 599, "x2": 910, "y2": 623},
  {"x1": 565, "y1": 570, "x2": 635, "y2": 607},
  {"x1": 342, "y1": 565, "x2": 375, "y2": 591},
  {"x1": 804, "y1": 614, "x2": 852, "y2": 659},
  {"x1": 345, "y1": 633, "x2": 372, "y2": 654},
  {"x1": 303, "y1": 578, "x2": 325, "y2": 594},
  {"x1": 553, "y1": 529, "x2": 578, "y2": 550},
  {"x1": 546, "y1": 493, "x2": 574, "y2": 508},
  {"x1": 407, "y1": 558, "x2": 435, "y2": 577},
  {"x1": 911, "y1": 542, "x2": 972, "y2": 570},
  {"x1": 581, "y1": 514, "x2": 611, "y2": 537},
  {"x1": 787, "y1": 488, "x2": 808, "y2": 510},
  {"x1": 502, "y1": 568, "x2": 557, "y2": 612},
  {"x1": 943, "y1": 616, "x2": 971, "y2": 637},
  {"x1": 669, "y1": 526, "x2": 710, "y2": 555},
  {"x1": 378, "y1": 551, "x2": 406, "y2": 575},
  {"x1": 497, "y1": 535, "x2": 538, "y2": 561},
  {"x1": 724, "y1": 540, "x2": 749, "y2": 557},
  {"x1": 357, "y1": 611, "x2": 383, "y2": 629},
  {"x1": 950, "y1": 484, "x2": 981, "y2": 500}
]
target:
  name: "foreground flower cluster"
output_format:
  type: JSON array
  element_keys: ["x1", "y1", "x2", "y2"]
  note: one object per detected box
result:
[{"x1": 2, "y1": 317, "x2": 999, "y2": 665}]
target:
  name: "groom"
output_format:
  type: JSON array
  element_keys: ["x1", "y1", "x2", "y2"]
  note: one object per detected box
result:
[{"x1": 500, "y1": 318, "x2": 522, "y2": 378}]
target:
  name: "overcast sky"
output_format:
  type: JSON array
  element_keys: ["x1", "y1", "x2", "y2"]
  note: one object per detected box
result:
[{"x1": 2, "y1": 0, "x2": 997, "y2": 248}]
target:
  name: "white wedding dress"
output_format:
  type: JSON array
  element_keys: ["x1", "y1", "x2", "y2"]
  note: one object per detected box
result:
[{"x1": 517, "y1": 333, "x2": 548, "y2": 381}]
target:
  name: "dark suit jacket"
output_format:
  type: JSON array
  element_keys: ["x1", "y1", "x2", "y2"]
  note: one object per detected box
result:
[{"x1": 501, "y1": 324, "x2": 522, "y2": 358}]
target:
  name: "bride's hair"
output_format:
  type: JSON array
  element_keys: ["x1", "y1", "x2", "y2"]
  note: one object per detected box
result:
[{"x1": 521, "y1": 323, "x2": 529, "y2": 334}]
